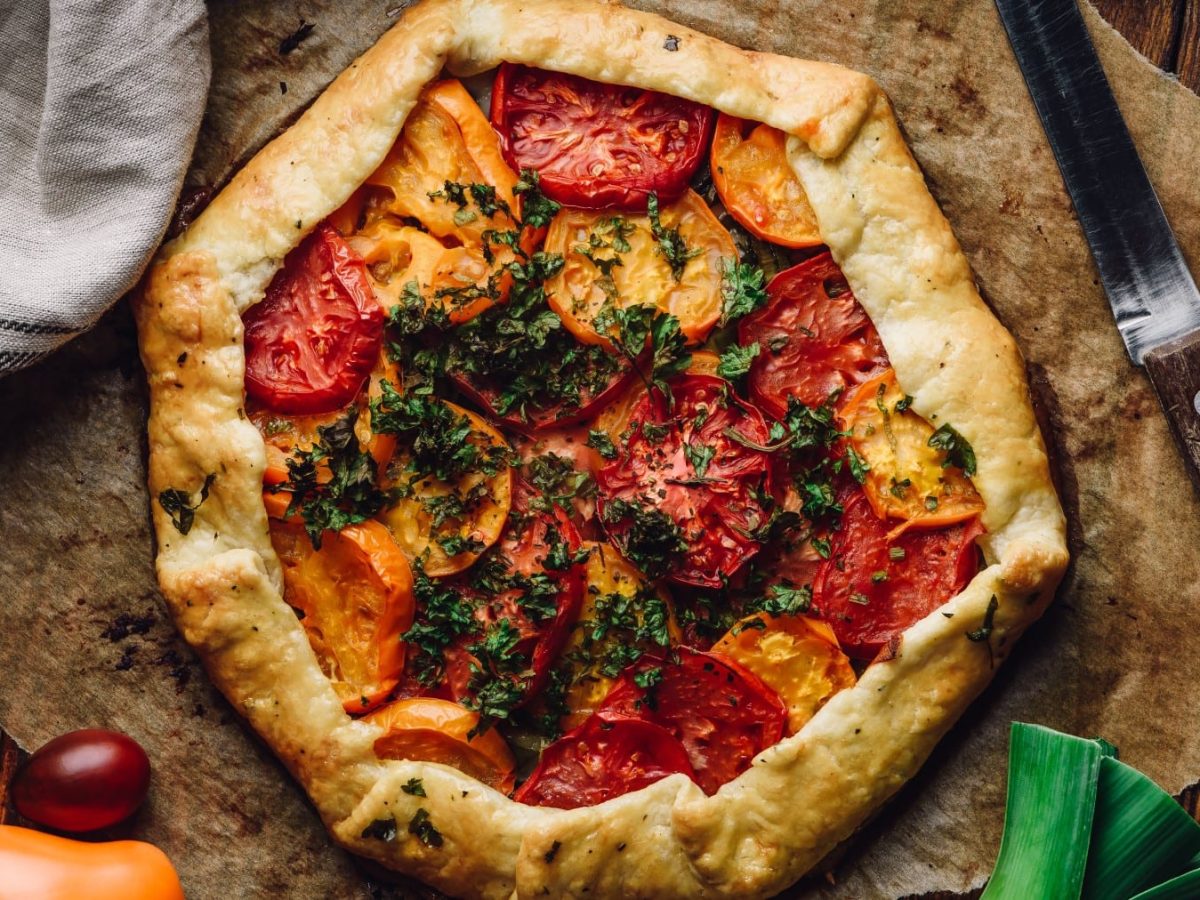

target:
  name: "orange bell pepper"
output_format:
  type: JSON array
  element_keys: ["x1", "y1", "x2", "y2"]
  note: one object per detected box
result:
[{"x1": 0, "y1": 825, "x2": 184, "y2": 900}]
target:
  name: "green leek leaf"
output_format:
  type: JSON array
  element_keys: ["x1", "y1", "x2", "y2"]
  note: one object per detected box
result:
[
  {"x1": 1128, "y1": 867, "x2": 1200, "y2": 900},
  {"x1": 980, "y1": 723, "x2": 1106, "y2": 899},
  {"x1": 1080, "y1": 757, "x2": 1200, "y2": 900}
]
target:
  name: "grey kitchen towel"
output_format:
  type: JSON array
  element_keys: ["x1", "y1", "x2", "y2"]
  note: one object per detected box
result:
[{"x1": 0, "y1": 0, "x2": 210, "y2": 375}]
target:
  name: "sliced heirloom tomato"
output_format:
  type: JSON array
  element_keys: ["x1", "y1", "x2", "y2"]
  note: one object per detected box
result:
[
  {"x1": 740, "y1": 252, "x2": 890, "y2": 416},
  {"x1": 552, "y1": 543, "x2": 679, "y2": 732},
  {"x1": 366, "y1": 697, "x2": 516, "y2": 793},
  {"x1": 596, "y1": 647, "x2": 787, "y2": 795},
  {"x1": 272, "y1": 519, "x2": 415, "y2": 714},
  {"x1": 490, "y1": 64, "x2": 714, "y2": 211},
  {"x1": 362, "y1": 79, "x2": 532, "y2": 322},
  {"x1": 543, "y1": 191, "x2": 736, "y2": 348},
  {"x1": 814, "y1": 486, "x2": 985, "y2": 660},
  {"x1": 711, "y1": 113, "x2": 821, "y2": 248},
  {"x1": 838, "y1": 369, "x2": 984, "y2": 531},
  {"x1": 592, "y1": 350, "x2": 720, "y2": 450},
  {"x1": 431, "y1": 485, "x2": 586, "y2": 712},
  {"x1": 513, "y1": 714, "x2": 694, "y2": 809},
  {"x1": 596, "y1": 374, "x2": 774, "y2": 587},
  {"x1": 243, "y1": 224, "x2": 384, "y2": 415},
  {"x1": 252, "y1": 348, "x2": 401, "y2": 521},
  {"x1": 451, "y1": 350, "x2": 636, "y2": 433},
  {"x1": 712, "y1": 613, "x2": 855, "y2": 735},
  {"x1": 380, "y1": 401, "x2": 514, "y2": 577}
]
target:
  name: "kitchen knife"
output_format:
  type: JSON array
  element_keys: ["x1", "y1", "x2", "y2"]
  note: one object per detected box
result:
[{"x1": 995, "y1": 0, "x2": 1200, "y2": 495}]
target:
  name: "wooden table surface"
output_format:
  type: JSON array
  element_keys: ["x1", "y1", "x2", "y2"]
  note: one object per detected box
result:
[{"x1": 2, "y1": 2, "x2": 1197, "y2": 897}]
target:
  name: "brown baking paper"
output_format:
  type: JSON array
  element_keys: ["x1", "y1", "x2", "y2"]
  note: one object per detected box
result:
[{"x1": 3, "y1": 2, "x2": 1199, "y2": 897}]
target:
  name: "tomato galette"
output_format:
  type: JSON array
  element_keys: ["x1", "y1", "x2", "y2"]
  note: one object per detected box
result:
[{"x1": 135, "y1": 0, "x2": 1067, "y2": 896}]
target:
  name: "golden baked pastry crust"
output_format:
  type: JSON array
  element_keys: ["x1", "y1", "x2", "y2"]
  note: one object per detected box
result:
[{"x1": 134, "y1": 1, "x2": 1068, "y2": 896}]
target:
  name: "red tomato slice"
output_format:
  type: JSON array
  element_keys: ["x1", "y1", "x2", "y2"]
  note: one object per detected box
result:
[
  {"x1": 435, "y1": 483, "x2": 586, "y2": 706},
  {"x1": 513, "y1": 714, "x2": 694, "y2": 809},
  {"x1": 490, "y1": 64, "x2": 714, "y2": 211},
  {"x1": 243, "y1": 225, "x2": 384, "y2": 415},
  {"x1": 596, "y1": 374, "x2": 774, "y2": 587},
  {"x1": 450, "y1": 352, "x2": 637, "y2": 433},
  {"x1": 740, "y1": 252, "x2": 890, "y2": 417},
  {"x1": 813, "y1": 486, "x2": 985, "y2": 660},
  {"x1": 596, "y1": 647, "x2": 787, "y2": 795}
]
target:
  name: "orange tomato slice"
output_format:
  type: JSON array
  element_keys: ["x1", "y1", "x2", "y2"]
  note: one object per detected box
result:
[
  {"x1": 365, "y1": 697, "x2": 516, "y2": 793},
  {"x1": 712, "y1": 613, "x2": 855, "y2": 735},
  {"x1": 554, "y1": 543, "x2": 680, "y2": 732},
  {"x1": 379, "y1": 401, "x2": 513, "y2": 577},
  {"x1": 711, "y1": 113, "x2": 821, "y2": 248},
  {"x1": 543, "y1": 190, "x2": 736, "y2": 349},
  {"x1": 362, "y1": 80, "x2": 530, "y2": 322},
  {"x1": 252, "y1": 350, "x2": 400, "y2": 517},
  {"x1": 272, "y1": 519, "x2": 414, "y2": 715},
  {"x1": 838, "y1": 369, "x2": 985, "y2": 532}
]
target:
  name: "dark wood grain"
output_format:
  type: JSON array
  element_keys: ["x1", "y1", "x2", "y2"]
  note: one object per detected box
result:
[
  {"x1": 1145, "y1": 329, "x2": 1200, "y2": 496},
  {"x1": 1177, "y1": 1, "x2": 1200, "y2": 93},
  {"x1": 1092, "y1": 0, "x2": 1182, "y2": 70}
]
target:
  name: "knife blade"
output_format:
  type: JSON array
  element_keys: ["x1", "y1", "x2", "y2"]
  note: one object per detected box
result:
[{"x1": 995, "y1": 0, "x2": 1200, "y2": 494}]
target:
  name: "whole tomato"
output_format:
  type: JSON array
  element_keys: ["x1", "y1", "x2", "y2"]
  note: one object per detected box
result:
[{"x1": 13, "y1": 729, "x2": 151, "y2": 832}]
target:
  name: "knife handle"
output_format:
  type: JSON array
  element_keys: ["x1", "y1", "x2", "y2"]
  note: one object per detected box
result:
[{"x1": 1145, "y1": 330, "x2": 1200, "y2": 495}]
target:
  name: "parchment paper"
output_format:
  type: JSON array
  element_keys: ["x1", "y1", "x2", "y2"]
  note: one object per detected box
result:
[{"x1": 2, "y1": 2, "x2": 1199, "y2": 897}]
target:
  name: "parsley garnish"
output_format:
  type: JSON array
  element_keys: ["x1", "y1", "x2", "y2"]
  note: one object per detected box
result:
[
  {"x1": 158, "y1": 473, "x2": 216, "y2": 535},
  {"x1": 586, "y1": 429, "x2": 618, "y2": 460},
  {"x1": 595, "y1": 304, "x2": 691, "y2": 399},
  {"x1": 846, "y1": 445, "x2": 870, "y2": 484},
  {"x1": 716, "y1": 341, "x2": 761, "y2": 380},
  {"x1": 279, "y1": 413, "x2": 387, "y2": 548},
  {"x1": 684, "y1": 442, "x2": 716, "y2": 478},
  {"x1": 928, "y1": 423, "x2": 977, "y2": 476},
  {"x1": 746, "y1": 583, "x2": 813, "y2": 617},
  {"x1": 360, "y1": 817, "x2": 397, "y2": 842},
  {"x1": 967, "y1": 595, "x2": 999, "y2": 643},
  {"x1": 718, "y1": 259, "x2": 768, "y2": 327},
  {"x1": 401, "y1": 777, "x2": 426, "y2": 797},
  {"x1": 513, "y1": 168, "x2": 561, "y2": 229},
  {"x1": 372, "y1": 382, "x2": 506, "y2": 483},
  {"x1": 402, "y1": 565, "x2": 477, "y2": 686},
  {"x1": 525, "y1": 453, "x2": 595, "y2": 510},
  {"x1": 600, "y1": 496, "x2": 687, "y2": 578},
  {"x1": 408, "y1": 808, "x2": 443, "y2": 848},
  {"x1": 647, "y1": 192, "x2": 700, "y2": 281}
]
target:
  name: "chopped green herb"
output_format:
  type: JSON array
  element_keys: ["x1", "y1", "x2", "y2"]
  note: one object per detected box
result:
[
  {"x1": 928, "y1": 423, "x2": 977, "y2": 476},
  {"x1": 600, "y1": 496, "x2": 687, "y2": 579},
  {"x1": 158, "y1": 473, "x2": 216, "y2": 536},
  {"x1": 684, "y1": 442, "x2": 717, "y2": 478},
  {"x1": 718, "y1": 259, "x2": 768, "y2": 327},
  {"x1": 360, "y1": 817, "x2": 397, "y2": 842},
  {"x1": 849, "y1": 592, "x2": 871, "y2": 606},
  {"x1": 846, "y1": 445, "x2": 870, "y2": 485},
  {"x1": 647, "y1": 192, "x2": 700, "y2": 281},
  {"x1": 513, "y1": 169, "x2": 561, "y2": 229},
  {"x1": 889, "y1": 546, "x2": 906, "y2": 561},
  {"x1": 280, "y1": 413, "x2": 387, "y2": 548},
  {"x1": 586, "y1": 429, "x2": 618, "y2": 460},
  {"x1": 717, "y1": 341, "x2": 761, "y2": 379},
  {"x1": 408, "y1": 808, "x2": 443, "y2": 848},
  {"x1": 747, "y1": 583, "x2": 813, "y2": 617},
  {"x1": 967, "y1": 594, "x2": 1000, "y2": 643},
  {"x1": 401, "y1": 777, "x2": 426, "y2": 797}
]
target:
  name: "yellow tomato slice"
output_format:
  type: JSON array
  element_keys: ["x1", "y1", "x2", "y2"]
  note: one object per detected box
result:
[
  {"x1": 543, "y1": 190, "x2": 736, "y2": 348},
  {"x1": 365, "y1": 697, "x2": 516, "y2": 793},
  {"x1": 362, "y1": 80, "x2": 529, "y2": 322},
  {"x1": 252, "y1": 350, "x2": 400, "y2": 517},
  {"x1": 711, "y1": 113, "x2": 821, "y2": 249},
  {"x1": 379, "y1": 401, "x2": 513, "y2": 577},
  {"x1": 712, "y1": 613, "x2": 854, "y2": 735},
  {"x1": 838, "y1": 369, "x2": 985, "y2": 532},
  {"x1": 272, "y1": 519, "x2": 415, "y2": 715},
  {"x1": 555, "y1": 543, "x2": 680, "y2": 732}
]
